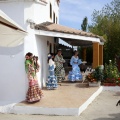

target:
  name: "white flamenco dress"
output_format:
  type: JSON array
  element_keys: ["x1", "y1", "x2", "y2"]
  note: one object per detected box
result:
[{"x1": 46, "y1": 59, "x2": 58, "y2": 89}]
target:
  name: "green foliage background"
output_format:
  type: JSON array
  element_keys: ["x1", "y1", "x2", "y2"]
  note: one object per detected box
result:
[{"x1": 89, "y1": 0, "x2": 120, "y2": 64}]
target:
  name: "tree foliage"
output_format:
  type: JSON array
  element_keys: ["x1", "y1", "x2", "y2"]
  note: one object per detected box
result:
[
  {"x1": 81, "y1": 17, "x2": 88, "y2": 31},
  {"x1": 89, "y1": 0, "x2": 120, "y2": 63}
]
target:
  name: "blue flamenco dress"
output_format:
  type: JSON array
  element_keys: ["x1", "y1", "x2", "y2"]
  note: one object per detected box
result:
[
  {"x1": 68, "y1": 56, "x2": 82, "y2": 82},
  {"x1": 46, "y1": 60, "x2": 58, "y2": 89}
]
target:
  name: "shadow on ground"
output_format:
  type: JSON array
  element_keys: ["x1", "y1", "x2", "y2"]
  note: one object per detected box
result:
[
  {"x1": 93, "y1": 113, "x2": 120, "y2": 120},
  {"x1": 113, "y1": 91, "x2": 120, "y2": 96}
]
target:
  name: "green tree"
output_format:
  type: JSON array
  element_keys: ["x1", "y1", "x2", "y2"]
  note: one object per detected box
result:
[
  {"x1": 81, "y1": 17, "x2": 88, "y2": 31},
  {"x1": 89, "y1": 0, "x2": 120, "y2": 63},
  {"x1": 81, "y1": 17, "x2": 93, "y2": 63}
]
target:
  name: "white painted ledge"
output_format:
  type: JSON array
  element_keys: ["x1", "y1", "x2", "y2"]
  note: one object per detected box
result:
[
  {"x1": 78, "y1": 86, "x2": 103, "y2": 115},
  {"x1": 0, "y1": 87, "x2": 103, "y2": 116},
  {"x1": 1, "y1": 86, "x2": 120, "y2": 116},
  {"x1": 103, "y1": 86, "x2": 120, "y2": 91}
]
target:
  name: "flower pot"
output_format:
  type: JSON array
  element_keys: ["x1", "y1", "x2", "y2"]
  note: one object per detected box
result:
[
  {"x1": 117, "y1": 83, "x2": 120, "y2": 86},
  {"x1": 89, "y1": 81, "x2": 101, "y2": 87},
  {"x1": 104, "y1": 83, "x2": 116, "y2": 86}
]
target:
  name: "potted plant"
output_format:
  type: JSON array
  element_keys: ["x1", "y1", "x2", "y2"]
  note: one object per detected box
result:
[{"x1": 86, "y1": 66, "x2": 104, "y2": 87}]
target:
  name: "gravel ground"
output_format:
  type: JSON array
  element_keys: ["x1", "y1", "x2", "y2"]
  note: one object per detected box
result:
[{"x1": 0, "y1": 91, "x2": 120, "y2": 120}]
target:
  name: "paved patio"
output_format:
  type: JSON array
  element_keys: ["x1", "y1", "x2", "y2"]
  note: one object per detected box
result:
[
  {"x1": 17, "y1": 82, "x2": 99, "y2": 108},
  {"x1": 11, "y1": 81, "x2": 102, "y2": 115},
  {"x1": 1, "y1": 91, "x2": 120, "y2": 120}
]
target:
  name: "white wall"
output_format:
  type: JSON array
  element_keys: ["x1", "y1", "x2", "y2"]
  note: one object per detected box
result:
[
  {"x1": 0, "y1": 1, "x2": 25, "y2": 28},
  {"x1": 49, "y1": 0, "x2": 59, "y2": 23},
  {"x1": 24, "y1": 0, "x2": 59, "y2": 25},
  {"x1": 0, "y1": 0, "x2": 59, "y2": 27},
  {"x1": 0, "y1": 44, "x2": 28, "y2": 105},
  {"x1": 24, "y1": 33, "x2": 54, "y2": 88},
  {"x1": 0, "y1": 30, "x2": 55, "y2": 105},
  {"x1": 35, "y1": 35, "x2": 54, "y2": 87},
  {"x1": 0, "y1": 0, "x2": 59, "y2": 105}
]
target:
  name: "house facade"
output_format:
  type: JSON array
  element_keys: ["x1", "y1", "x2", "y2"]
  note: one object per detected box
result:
[{"x1": 0, "y1": 0, "x2": 60, "y2": 105}]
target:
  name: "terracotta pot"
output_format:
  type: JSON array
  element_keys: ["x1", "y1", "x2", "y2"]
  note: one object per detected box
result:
[{"x1": 104, "y1": 83, "x2": 116, "y2": 86}]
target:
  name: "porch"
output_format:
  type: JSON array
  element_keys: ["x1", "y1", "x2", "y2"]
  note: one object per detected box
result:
[
  {"x1": 35, "y1": 22, "x2": 105, "y2": 69},
  {"x1": 10, "y1": 82, "x2": 102, "y2": 116}
]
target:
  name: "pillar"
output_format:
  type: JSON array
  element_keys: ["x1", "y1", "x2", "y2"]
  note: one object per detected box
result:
[
  {"x1": 93, "y1": 42, "x2": 99, "y2": 68},
  {"x1": 99, "y1": 45, "x2": 103, "y2": 65}
]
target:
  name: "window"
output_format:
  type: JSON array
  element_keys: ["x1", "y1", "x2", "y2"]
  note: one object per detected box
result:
[
  {"x1": 56, "y1": 0, "x2": 60, "y2": 6},
  {"x1": 56, "y1": 17, "x2": 57, "y2": 24},
  {"x1": 50, "y1": 3, "x2": 52, "y2": 19},
  {"x1": 53, "y1": 12, "x2": 55, "y2": 23}
]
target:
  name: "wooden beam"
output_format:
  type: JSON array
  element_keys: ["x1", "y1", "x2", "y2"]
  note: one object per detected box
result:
[
  {"x1": 99, "y1": 45, "x2": 103, "y2": 65},
  {"x1": 93, "y1": 42, "x2": 99, "y2": 68}
]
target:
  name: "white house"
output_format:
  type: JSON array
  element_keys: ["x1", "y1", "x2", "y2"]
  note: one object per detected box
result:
[
  {"x1": 0, "y1": 0, "x2": 104, "y2": 105},
  {"x1": 0, "y1": 0, "x2": 60, "y2": 105}
]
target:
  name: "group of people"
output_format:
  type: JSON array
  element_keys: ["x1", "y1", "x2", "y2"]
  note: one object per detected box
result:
[
  {"x1": 46, "y1": 50, "x2": 83, "y2": 89},
  {"x1": 25, "y1": 50, "x2": 83, "y2": 103}
]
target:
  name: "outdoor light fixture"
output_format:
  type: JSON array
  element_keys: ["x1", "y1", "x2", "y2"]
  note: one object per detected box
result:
[{"x1": 26, "y1": 19, "x2": 35, "y2": 29}]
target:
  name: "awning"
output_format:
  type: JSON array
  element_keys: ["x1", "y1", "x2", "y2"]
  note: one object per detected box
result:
[
  {"x1": 0, "y1": 10, "x2": 27, "y2": 47},
  {"x1": 35, "y1": 22, "x2": 105, "y2": 46}
]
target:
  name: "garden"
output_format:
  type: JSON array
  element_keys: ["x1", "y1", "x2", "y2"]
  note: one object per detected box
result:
[{"x1": 86, "y1": 60, "x2": 120, "y2": 86}]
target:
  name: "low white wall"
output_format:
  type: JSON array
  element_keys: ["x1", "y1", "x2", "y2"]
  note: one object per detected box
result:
[{"x1": 0, "y1": 44, "x2": 28, "y2": 105}]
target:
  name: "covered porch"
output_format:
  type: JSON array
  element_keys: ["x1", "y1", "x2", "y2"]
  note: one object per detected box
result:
[{"x1": 34, "y1": 22, "x2": 105, "y2": 69}]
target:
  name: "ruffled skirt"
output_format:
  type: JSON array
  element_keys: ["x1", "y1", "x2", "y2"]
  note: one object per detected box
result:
[
  {"x1": 68, "y1": 66, "x2": 82, "y2": 82},
  {"x1": 26, "y1": 80, "x2": 43, "y2": 103},
  {"x1": 46, "y1": 70, "x2": 58, "y2": 89}
]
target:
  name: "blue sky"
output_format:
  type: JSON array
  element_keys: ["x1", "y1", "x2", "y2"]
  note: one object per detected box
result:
[{"x1": 59, "y1": 0, "x2": 113, "y2": 30}]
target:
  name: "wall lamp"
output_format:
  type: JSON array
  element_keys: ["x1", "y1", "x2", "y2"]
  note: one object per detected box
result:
[{"x1": 26, "y1": 19, "x2": 36, "y2": 29}]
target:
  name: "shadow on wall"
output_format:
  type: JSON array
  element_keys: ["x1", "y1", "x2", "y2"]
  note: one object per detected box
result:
[
  {"x1": 0, "y1": 44, "x2": 28, "y2": 105},
  {"x1": 0, "y1": 44, "x2": 23, "y2": 55}
]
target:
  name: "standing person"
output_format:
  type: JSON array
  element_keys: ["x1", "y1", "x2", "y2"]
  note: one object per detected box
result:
[
  {"x1": 54, "y1": 50, "x2": 65, "y2": 82},
  {"x1": 33, "y1": 56, "x2": 40, "y2": 73},
  {"x1": 25, "y1": 52, "x2": 43, "y2": 103},
  {"x1": 68, "y1": 51, "x2": 82, "y2": 82},
  {"x1": 46, "y1": 53, "x2": 58, "y2": 89}
]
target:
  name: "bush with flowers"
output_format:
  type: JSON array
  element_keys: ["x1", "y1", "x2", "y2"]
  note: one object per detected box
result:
[
  {"x1": 104, "y1": 60, "x2": 120, "y2": 85},
  {"x1": 86, "y1": 72, "x2": 97, "y2": 82},
  {"x1": 86, "y1": 60, "x2": 120, "y2": 86},
  {"x1": 86, "y1": 66, "x2": 104, "y2": 83}
]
